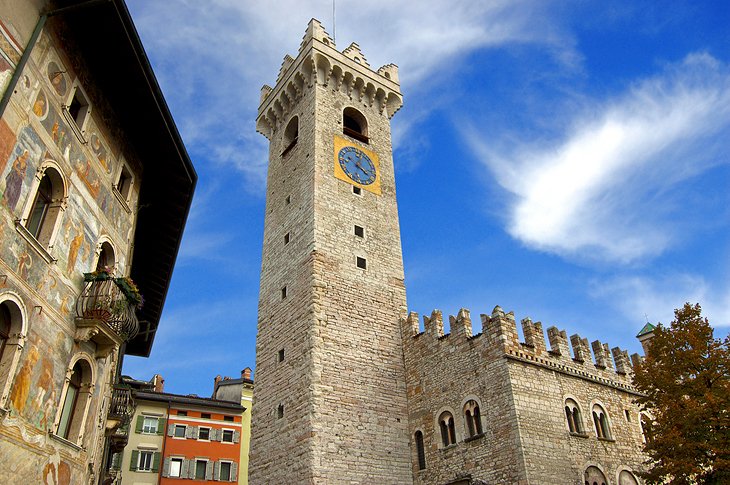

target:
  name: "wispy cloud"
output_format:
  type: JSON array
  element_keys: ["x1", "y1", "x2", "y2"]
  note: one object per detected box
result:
[
  {"x1": 466, "y1": 53, "x2": 730, "y2": 264},
  {"x1": 590, "y1": 273, "x2": 730, "y2": 329},
  {"x1": 127, "y1": 0, "x2": 574, "y2": 190}
]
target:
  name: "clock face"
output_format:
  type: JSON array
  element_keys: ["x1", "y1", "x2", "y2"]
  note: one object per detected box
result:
[{"x1": 338, "y1": 146, "x2": 376, "y2": 185}]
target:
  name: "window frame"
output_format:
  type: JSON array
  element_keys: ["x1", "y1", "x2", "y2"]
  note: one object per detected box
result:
[
  {"x1": 414, "y1": 429, "x2": 426, "y2": 471},
  {"x1": 564, "y1": 398, "x2": 585, "y2": 435},
  {"x1": 137, "y1": 450, "x2": 154, "y2": 472},
  {"x1": 169, "y1": 457, "x2": 184, "y2": 478},
  {"x1": 141, "y1": 416, "x2": 158, "y2": 434},
  {"x1": 62, "y1": 80, "x2": 92, "y2": 141},
  {"x1": 173, "y1": 423, "x2": 186, "y2": 439},
  {"x1": 0, "y1": 293, "x2": 27, "y2": 410},
  {"x1": 436, "y1": 410, "x2": 457, "y2": 447},
  {"x1": 591, "y1": 402, "x2": 612, "y2": 440},
  {"x1": 219, "y1": 460, "x2": 233, "y2": 481},
  {"x1": 194, "y1": 459, "x2": 208, "y2": 480},
  {"x1": 221, "y1": 428, "x2": 235, "y2": 443},
  {"x1": 53, "y1": 354, "x2": 95, "y2": 446},
  {"x1": 198, "y1": 426, "x2": 211, "y2": 441}
]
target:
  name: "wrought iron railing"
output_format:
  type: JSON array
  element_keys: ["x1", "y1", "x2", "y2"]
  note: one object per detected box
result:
[
  {"x1": 108, "y1": 386, "x2": 134, "y2": 422},
  {"x1": 75, "y1": 278, "x2": 139, "y2": 341}
]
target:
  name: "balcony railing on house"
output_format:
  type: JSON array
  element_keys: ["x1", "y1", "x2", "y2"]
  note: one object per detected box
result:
[
  {"x1": 75, "y1": 274, "x2": 141, "y2": 357},
  {"x1": 108, "y1": 385, "x2": 134, "y2": 422}
]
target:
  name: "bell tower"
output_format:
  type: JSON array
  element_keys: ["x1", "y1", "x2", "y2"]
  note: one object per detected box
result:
[{"x1": 250, "y1": 19, "x2": 411, "y2": 483}]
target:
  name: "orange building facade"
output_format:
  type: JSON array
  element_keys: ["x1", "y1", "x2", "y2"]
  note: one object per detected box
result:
[{"x1": 121, "y1": 385, "x2": 244, "y2": 484}]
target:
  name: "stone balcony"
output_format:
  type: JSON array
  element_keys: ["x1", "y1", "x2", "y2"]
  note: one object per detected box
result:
[{"x1": 74, "y1": 275, "x2": 140, "y2": 357}]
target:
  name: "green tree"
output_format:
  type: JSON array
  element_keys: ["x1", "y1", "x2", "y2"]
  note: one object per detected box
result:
[{"x1": 633, "y1": 303, "x2": 730, "y2": 484}]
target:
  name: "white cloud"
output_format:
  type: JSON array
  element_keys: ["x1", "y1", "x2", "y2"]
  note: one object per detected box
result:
[
  {"x1": 127, "y1": 0, "x2": 574, "y2": 190},
  {"x1": 590, "y1": 273, "x2": 730, "y2": 329},
  {"x1": 467, "y1": 53, "x2": 730, "y2": 263}
]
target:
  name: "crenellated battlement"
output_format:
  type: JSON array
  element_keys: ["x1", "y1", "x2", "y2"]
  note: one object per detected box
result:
[
  {"x1": 402, "y1": 305, "x2": 643, "y2": 390},
  {"x1": 256, "y1": 19, "x2": 404, "y2": 140}
]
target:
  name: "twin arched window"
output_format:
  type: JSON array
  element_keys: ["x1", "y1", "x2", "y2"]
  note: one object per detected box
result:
[
  {"x1": 438, "y1": 411, "x2": 456, "y2": 447},
  {"x1": 592, "y1": 404, "x2": 611, "y2": 440},
  {"x1": 464, "y1": 400, "x2": 483, "y2": 437},
  {"x1": 564, "y1": 399, "x2": 584, "y2": 434}
]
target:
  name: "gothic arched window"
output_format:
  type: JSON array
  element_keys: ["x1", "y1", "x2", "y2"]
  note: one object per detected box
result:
[
  {"x1": 438, "y1": 411, "x2": 456, "y2": 447},
  {"x1": 564, "y1": 399, "x2": 584, "y2": 434},
  {"x1": 464, "y1": 400, "x2": 483, "y2": 437},
  {"x1": 592, "y1": 404, "x2": 611, "y2": 439},
  {"x1": 21, "y1": 163, "x2": 66, "y2": 251}
]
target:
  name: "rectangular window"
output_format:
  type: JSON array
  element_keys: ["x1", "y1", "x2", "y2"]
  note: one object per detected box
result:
[
  {"x1": 281, "y1": 286, "x2": 287, "y2": 299},
  {"x1": 222, "y1": 429, "x2": 234, "y2": 442},
  {"x1": 356, "y1": 256, "x2": 367, "y2": 269},
  {"x1": 201, "y1": 413, "x2": 211, "y2": 419},
  {"x1": 177, "y1": 410, "x2": 187, "y2": 416},
  {"x1": 116, "y1": 165, "x2": 133, "y2": 201},
  {"x1": 277, "y1": 404, "x2": 284, "y2": 419},
  {"x1": 354, "y1": 225, "x2": 364, "y2": 237},
  {"x1": 173, "y1": 424, "x2": 186, "y2": 438},
  {"x1": 220, "y1": 461, "x2": 232, "y2": 481},
  {"x1": 67, "y1": 88, "x2": 90, "y2": 129},
  {"x1": 278, "y1": 348, "x2": 285, "y2": 362},
  {"x1": 142, "y1": 416, "x2": 158, "y2": 434},
  {"x1": 353, "y1": 186, "x2": 362, "y2": 195},
  {"x1": 195, "y1": 460, "x2": 207, "y2": 480},
  {"x1": 138, "y1": 451, "x2": 154, "y2": 472},
  {"x1": 169, "y1": 458, "x2": 183, "y2": 478},
  {"x1": 224, "y1": 415, "x2": 234, "y2": 422},
  {"x1": 198, "y1": 427, "x2": 210, "y2": 440}
]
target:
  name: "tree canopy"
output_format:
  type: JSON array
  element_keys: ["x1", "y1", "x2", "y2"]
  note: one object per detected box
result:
[{"x1": 633, "y1": 303, "x2": 730, "y2": 484}]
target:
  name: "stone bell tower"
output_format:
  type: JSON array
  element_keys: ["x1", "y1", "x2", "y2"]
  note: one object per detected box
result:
[{"x1": 249, "y1": 19, "x2": 411, "y2": 484}]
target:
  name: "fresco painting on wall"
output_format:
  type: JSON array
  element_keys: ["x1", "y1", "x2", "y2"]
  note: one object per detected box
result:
[
  {"x1": 1, "y1": 126, "x2": 43, "y2": 215},
  {"x1": 0, "y1": 20, "x2": 21, "y2": 94},
  {"x1": 90, "y1": 132, "x2": 112, "y2": 174},
  {"x1": 33, "y1": 89, "x2": 49, "y2": 120},
  {"x1": 46, "y1": 61, "x2": 68, "y2": 98}
]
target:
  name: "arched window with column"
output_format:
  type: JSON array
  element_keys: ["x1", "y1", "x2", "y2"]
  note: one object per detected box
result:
[
  {"x1": 55, "y1": 355, "x2": 94, "y2": 445},
  {"x1": 592, "y1": 403, "x2": 611, "y2": 440},
  {"x1": 463, "y1": 399, "x2": 483, "y2": 437},
  {"x1": 0, "y1": 293, "x2": 27, "y2": 409},
  {"x1": 438, "y1": 411, "x2": 456, "y2": 447},
  {"x1": 564, "y1": 398, "x2": 584, "y2": 434}
]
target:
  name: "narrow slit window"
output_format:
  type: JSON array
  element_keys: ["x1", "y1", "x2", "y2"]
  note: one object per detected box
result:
[
  {"x1": 285, "y1": 195, "x2": 291, "y2": 204},
  {"x1": 277, "y1": 404, "x2": 284, "y2": 418},
  {"x1": 278, "y1": 349, "x2": 285, "y2": 362},
  {"x1": 356, "y1": 257, "x2": 367, "y2": 269},
  {"x1": 281, "y1": 286, "x2": 287, "y2": 299},
  {"x1": 284, "y1": 233, "x2": 290, "y2": 245}
]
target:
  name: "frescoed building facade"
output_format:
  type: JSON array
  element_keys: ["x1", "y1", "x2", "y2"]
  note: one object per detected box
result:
[{"x1": 0, "y1": 1, "x2": 195, "y2": 484}]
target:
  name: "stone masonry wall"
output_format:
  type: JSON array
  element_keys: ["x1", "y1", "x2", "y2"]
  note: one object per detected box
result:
[{"x1": 402, "y1": 306, "x2": 647, "y2": 485}]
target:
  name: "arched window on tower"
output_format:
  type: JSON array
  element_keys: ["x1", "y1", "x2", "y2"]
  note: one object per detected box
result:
[
  {"x1": 438, "y1": 411, "x2": 456, "y2": 447},
  {"x1": 592, "y1": 404, "x2": 611, "y2": 440},
  {"x1": 564, "y1": 399, "x2": 584, "y2": 434},
  {"x1": 464, "y1": 400, "x2": 483, "y2": 437},
  {"x1": 282, "y1": 116, "x2": 299, "y2": 156},
  {"x1": 584, "y1": 465, "x2": 608, "y2": 485},
  {"x1": 342, "y1": 107, "x2": 368, "y2": 143},
  {"x1": 414, "y1": 430, "x2": 426, "y2": 470}
]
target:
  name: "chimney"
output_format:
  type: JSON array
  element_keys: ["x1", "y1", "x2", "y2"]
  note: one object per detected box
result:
[
  {"x1": 242, "y1": 367, "x2": 252, "y2": 380},
  {"x1": 153, "y1": 374, "x2": 164, "y2": 393},
  {"x1": 214, "y1": 374, "x2": 222, "y2": 390}
]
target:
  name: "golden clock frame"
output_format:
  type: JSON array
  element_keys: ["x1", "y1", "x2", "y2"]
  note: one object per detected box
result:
[{"x1": 333, "y1": 135, "x2": 381, "y2": 195}]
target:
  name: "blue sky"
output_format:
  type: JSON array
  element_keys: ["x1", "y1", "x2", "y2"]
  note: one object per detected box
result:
[{"x1": 122, "y1": 1, "x2": 730, "y2": 396}]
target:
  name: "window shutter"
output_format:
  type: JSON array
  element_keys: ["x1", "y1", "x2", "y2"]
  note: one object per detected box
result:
[
  {"x1": 211, "y1": 428, "x2": 219, "y2": 441},
  {"x1": 129, "y1": 450, "x2": 139, "y2": 471},
  {"x1": 231, "y1": 462, "x2": 238, "y2": 481},
  {"x1": 181, "y1": 459, "x2": 190, "y2": 478},
  {"x1": 233, "y1": 430, "x2": 240, "y2": 443},
  {"x1": 167, "y1": 423, "x2": 174, "y2": 436},
  {"x1": 206, "y1": 460, "x2": 214, "y2": 480},
  {"x1": 161, "y1": 457, "x2": 170, "y2": 477},
  {"x1": 152, "y1": 452, "x2": 161, "y2": 473},
  {"x1": 213, "y1": 461, "x2": 220, "y2": 481},
  {"x1": 157, "y1": 418, "x2": 166, "y2": 435},
  {"x1": 185, "y1": 425, "x2": 196, "y2": 439},
  {"x1": 135, "y1": 415, "x2": 144, "y2": 433},
  {"x1": 188, "y1": 459, "x2": 197, "y2": 479}
]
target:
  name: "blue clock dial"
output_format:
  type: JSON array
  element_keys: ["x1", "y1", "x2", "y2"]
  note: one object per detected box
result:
[{"x1": 338, "y1": 146, "x2": 376, "y2": 185}]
